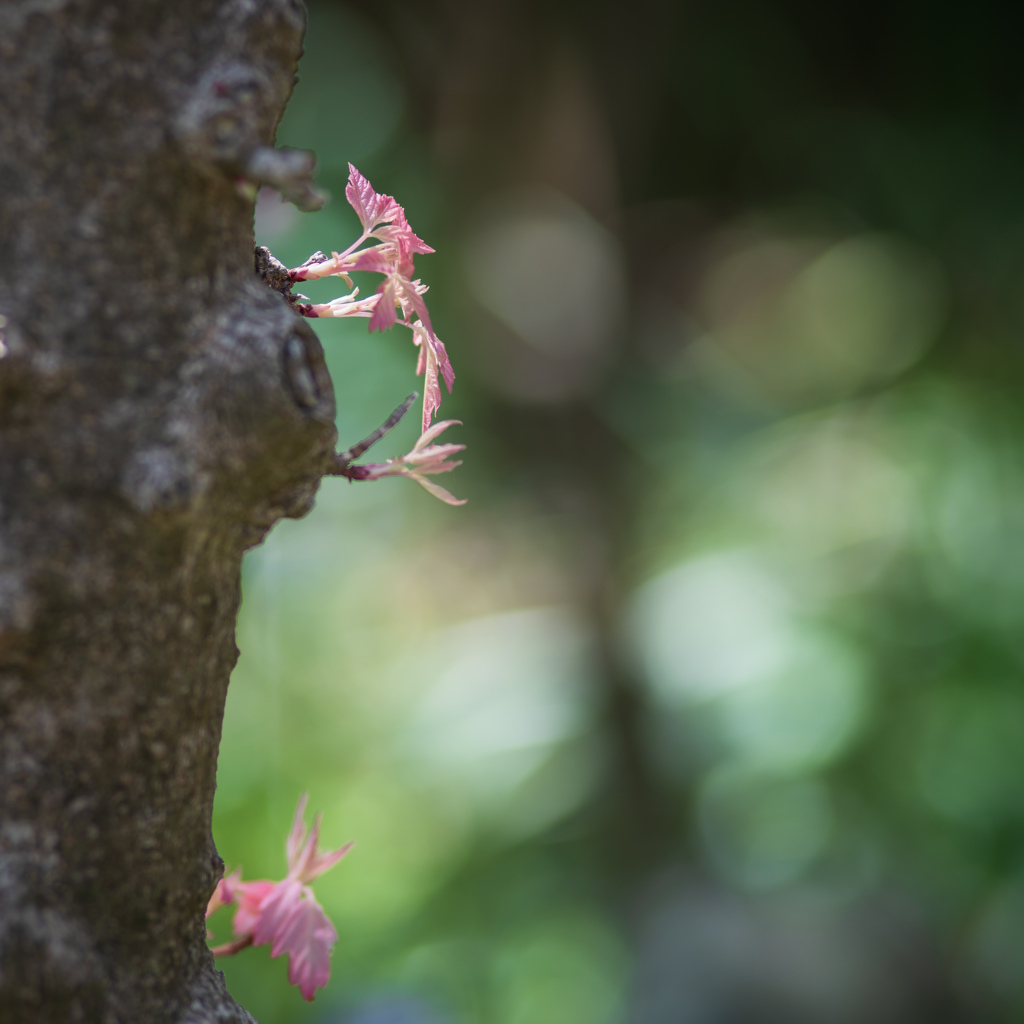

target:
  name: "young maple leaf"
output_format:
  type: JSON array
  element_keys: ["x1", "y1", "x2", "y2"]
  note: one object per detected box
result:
[
  {"x1": 375, "y1": 206, "x2": 434, "y2": 260},
  {"x1": 285, "y1": 792, "x2": 352, "y2": 882},
  {"x1": 207, "y1": 795, "x2": 352, "y2": 1001},
  {"x1": 205, "y1": 872, "x2": 236, "y2": 919},
  {"x1": 252, "y1": 879, "x2": 339, "y2": 1001},
  {"x1": 290, "y1": 166, "x2": 455, "y2": 433},
  {"x1": 284, "y1": 166, "x2": 466, "y2": 499},
  {"x1": 344, "y1": 162, "x2": 401, "y2": 233},
  {"x1": 344, "y1": 165, "x2": 434, "y2": 257},
  {"x1": 231, "y1": 878, "x2": 275, "y2": 938},
  {"x1": 350, "y1": 419, "x2": 466, "y2": 505},
  {"x1": 273, "y1": 891, "x2": 338, "y2": 1000},
  {"x1": 412, "y1": 322, "x2": 455, "y2": 432}
]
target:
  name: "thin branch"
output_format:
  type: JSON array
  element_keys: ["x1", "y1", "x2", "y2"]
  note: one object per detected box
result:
[
  {"x1": 209, "y1": 933, "x2": 254, "y2": 958},
  {"x1": 327, "y1": 392, "x2": 419, "y2": 479}
]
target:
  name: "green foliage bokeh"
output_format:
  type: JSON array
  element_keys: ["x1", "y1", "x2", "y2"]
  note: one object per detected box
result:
[{"x1": 211, "y1": 2, "x2": 1024, "y2": 1021}]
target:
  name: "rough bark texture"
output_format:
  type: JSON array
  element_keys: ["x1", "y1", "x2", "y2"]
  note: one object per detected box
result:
[{"x1": 0, "y1": 2, "x2": 335, "y2": 1021}]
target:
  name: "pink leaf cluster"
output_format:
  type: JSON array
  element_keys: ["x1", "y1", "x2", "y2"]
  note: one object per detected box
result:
[
  {"x1": 350, "y1": 419, "x2": 467, "y2": 506},
  {"x1": 206, "y1": 795, "x2": 352, "y2": 1001},
  {"x1": 291, "y1": 165, "x2": 455, "y2": 436}
]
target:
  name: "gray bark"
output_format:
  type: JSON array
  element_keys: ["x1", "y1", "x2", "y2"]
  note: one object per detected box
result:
[{"x1": 0, "y1": 2, "x2": 336, "y2": 1021}]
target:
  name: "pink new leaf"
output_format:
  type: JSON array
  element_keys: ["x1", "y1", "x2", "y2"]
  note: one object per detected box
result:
[
  {"x1": 291, "y1": 166, "x2": 464, "y2": 492},
  {"x1": 286, "y1": 793, "x2": 310, "y2": 867},
  {"x1": 205, "y1": 871, "x2": 239, "y2": 920},
  {"x1": 346, "y1": 164, "x2": 399, "y2": 232},
  {"x1": 250, "y1": 878, "x2": 303, "y2": 949},
  {"x1": 434, "y1": 335, "x2": 456, "y2": 393},
  {"x1": 413, "y1": 475, "x2": 468, "y2": 505},
  {"x1": 399, "y1": 287, "x2": 454, "y2": 400},
  {"x1": 209, "y1": 796, "x2": 351, "y2": 1000},
  {"x1": 286, "y1": 792, "x2": 354, "y2": 884},
  {"x1": 232, "y1": 879, "x2": 276, "y2": 938},
  {"x1": 274, "y1": 890, "x2": 339, "y2": 1001},
  {"x1": 419, "y1": 336, "x2": 442, "y2": 431},
  {"x1": 247, "y1": 877, "x2": 339, "y2": 1001},
  {"x1": 374, "y1": 207, "x2": 435, "y2": 257},
  {"x1": 353, "y1": 421, "x2": 466, "y2": 506},
  {"x1": 347, "y1": 250, "x2": 395, "y2": 276},
  {"x1": 411, "y1": 323, "x2": 455, "y2": 431},
  {"x1": 369, "y1": 278, "x2": 399, "y2": 333},
  {"x1": 416, "y1": 417, "x2": 464, "y2": 448}
]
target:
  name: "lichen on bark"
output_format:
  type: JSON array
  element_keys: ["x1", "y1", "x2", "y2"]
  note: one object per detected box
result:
[{"x1": 0, "y1": 2, "x2": 334, "y2": 1020}]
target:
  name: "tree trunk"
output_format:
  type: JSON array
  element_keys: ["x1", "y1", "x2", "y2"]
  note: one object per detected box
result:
[{"x1": 0, "y1": 2, "x2": 334, "y2": 1020}]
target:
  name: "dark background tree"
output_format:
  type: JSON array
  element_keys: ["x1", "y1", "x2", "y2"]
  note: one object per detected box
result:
[{"x1": 0, "y1": 2, "x2": 335, "y2": 1020}]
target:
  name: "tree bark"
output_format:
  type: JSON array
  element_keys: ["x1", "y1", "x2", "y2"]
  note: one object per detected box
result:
[{"x1": 0, "y1": 2, "x2": 335, "y2": 1021}]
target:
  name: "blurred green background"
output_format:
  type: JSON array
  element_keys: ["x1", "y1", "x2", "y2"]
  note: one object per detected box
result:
[{"x1": 209, "y1": 1, "x2": 1024, "y2": 1020}]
